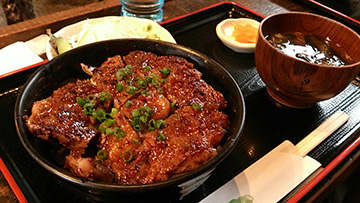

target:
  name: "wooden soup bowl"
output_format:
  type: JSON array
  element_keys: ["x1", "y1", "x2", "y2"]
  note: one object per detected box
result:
[{"x1": 255, "y1": 12, "x2": 360, "y2": 108}]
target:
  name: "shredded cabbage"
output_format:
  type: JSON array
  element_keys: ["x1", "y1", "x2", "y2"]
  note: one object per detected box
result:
[{"x1": 71, "y1": 19, "x2": 160, "y2": 48}]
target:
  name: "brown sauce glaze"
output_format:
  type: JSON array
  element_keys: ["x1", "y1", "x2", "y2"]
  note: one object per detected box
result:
[{"x1": 25, "y1": 51, "x2": 229, "y2": 185}]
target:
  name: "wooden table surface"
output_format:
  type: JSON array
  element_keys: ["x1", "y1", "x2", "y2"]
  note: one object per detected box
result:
[
  {"x1": 0, "y1": 0, "x2": 313, "y2": 49},
  {"x1": 0, "y1": 0, "x2": 355, "y2": 202}
]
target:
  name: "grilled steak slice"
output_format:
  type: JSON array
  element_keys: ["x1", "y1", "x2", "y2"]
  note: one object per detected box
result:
[
  {"x1": 25, "y1": 79, "x2": 110, "y2": 150},
  {"x1": 91, "y1": 55, "x2": 125, "y2": 94},
  {"x1": 26, "y1": 50, "x2": 230, "y2": 185},
  {"x1": 138, "y1": 106, "x2": 229, "y2": 183}
]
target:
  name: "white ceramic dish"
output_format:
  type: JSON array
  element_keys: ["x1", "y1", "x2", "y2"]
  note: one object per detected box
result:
[
  {"x1": 216, "y1": 18, "x2": 260, "y2": 53},
  {"x1": 46, "y1": 16, "x2": 176, "y2": 60}
]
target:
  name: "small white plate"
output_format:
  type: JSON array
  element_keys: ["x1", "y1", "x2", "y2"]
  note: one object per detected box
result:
[
  {"x1": 216, "y1": 18, "x2": 260, "y2": 53},
  {"x1": 46, "y1": 16, "x2": 176, "y2": 60}
]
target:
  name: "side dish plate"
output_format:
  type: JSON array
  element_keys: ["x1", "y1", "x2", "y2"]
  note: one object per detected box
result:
[{"x1": 46, "y1": 16, "x2": 176, "y2": 60}]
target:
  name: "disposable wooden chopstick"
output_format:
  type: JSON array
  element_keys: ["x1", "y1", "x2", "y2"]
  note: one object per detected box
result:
[{"x1": 290, "y1": 111, "x2": 350, "y2": 157}]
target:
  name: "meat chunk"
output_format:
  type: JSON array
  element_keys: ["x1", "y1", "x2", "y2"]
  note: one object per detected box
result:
[
  {"x1": 163, "y1": 65, "x2": 227, "y2": 111},
  {"x1": 64, "y1": 151, "x2": 115, "y2": 183},
  {"x1": 98, "y1": 112, "x2": 145, "y2": 184},
  {"x1": 91, "y1": 55, "x2": 125, "y2": 92},
  {"x1": 25, "y1": 79, "x2": 110, "y2": 150},
  {"x1": 138, "y1": 106, "x2": 229, "y2": 183},
  {"x1": 26, "y1": 51, "x2": 230, "y2": 185}
]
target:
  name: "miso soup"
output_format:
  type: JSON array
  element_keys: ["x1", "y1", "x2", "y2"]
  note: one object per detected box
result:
[{"x1": 266, "y1": 32, "x2": 353, "y2": 66}]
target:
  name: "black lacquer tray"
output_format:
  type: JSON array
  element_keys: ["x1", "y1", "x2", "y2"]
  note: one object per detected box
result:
[
  {"x1": 1, "y1": 2, "x2": 360, "y2": 203},
  {"x1": 296, "y1": 0, "x2": 360, "y2": 33}
]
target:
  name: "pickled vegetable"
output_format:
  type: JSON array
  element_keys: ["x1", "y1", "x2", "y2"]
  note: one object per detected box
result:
[
  {"x1": 46, "y1": 29, "x2": 72, "y2": 54},
  {"x1": 231, "y1": 23, "x2": 258, "y2": 43}
]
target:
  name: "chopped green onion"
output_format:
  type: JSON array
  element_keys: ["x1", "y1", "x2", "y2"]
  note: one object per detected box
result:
[
  {"x1": 87, "y1": 94, "x2": 96, "y2": 102},
  {"x1": 148, "y1": 73, "x2": 156, "y2": 78},
  {"x1": 135, "y1": 77, "x2": 148, "y2": 89},
  {"x1": 161, "y1": 78, "x2": 168, "y2": 84},
  {"x1": 148, "y1": 119, "x2": 165, "y2": 130},
  {"x1": 102, "y1": 118, "x2": 115, "y2": 127},
  {"x1": 141, "y1": 90, "x2": 149, "y2": 96},
  {"x1": 192, "y1": 104, "x2": 202, "y2": 110},
  {"x1": 171, "y1": 114, "x2": 179, "y2": 119},
  {"x1": 132, "y1": 138, "x2": 139, "y2": 143},
  {"x1": 98, "y1": 125, "x2": 106, "y2": 133},
  {"x1": 109, "y1": 108, "x2": 117, "y2": 118},
  {"x1": 126, "y1": 79, "x2": 133, "y2": 86},
  {"x1": 171, "y1": 100, "x2": 177, "y2": 108},
  {"x1": 152, "y1": 77, "x2": 160, "y2": 88},
  {"x1": 139, "y1": 115, "x2": 148, "y2": 124},
  {"x1": 125, "y1": 100, "x2": 132, "y2": 107},
  {"x1": 122, "y1": 151, "x2": 133, "y2": 163},
  {"x1": 117, "y1": 66, "x2": 133, "y2": 76},
  {"x1": 83, "y1": 103, "x2": 94, "y2": 115},
  {"x1": 143, "y1": 65, "x2": 151, "y2": 71},
  {"x1": 156, "y1": 119, "x2": 166, "y2": 129},
  {"x1": 96, "y1": 149, "x2": 107, "y2": 165},
  {"x1": 129, "y1": 106, "x2": 155, "y2": 131},
  {"x1": 95, "y1": 159, "x2": 104, "y2": 165},
  {"x1": 80, "y1": 93, "x2": 117, "y2": 122},
  {"x1": 105, "y1": 128, "x2": 114, "y2": 136},
  {"x1": 114, "y1": 127, "x2": 126, "y2": 138},
  {"x1": 133, "y1": 124, "x2": 142, "y2": 131},
  {"x1": 148, "y1": 119, "x2": 156, "y2": 131},
  {"x1": 156, "y1": 133, "x2": 165, "y2": 141},
  {"x1": 97, "y1": 150, "x2": 107, "y2": 160},
  {"x1": 116, "y1": 82, "x2": 124, "y2": 91},
  {"x1": 139, "y1": 80, "x2": 148, "y2": 89},
  {"x1": 125, "y1": 64, "x2": 133, "y2": 71},
  {"x1": 143, "y1": 106, "x2": 153, "y2": 114},
  {"x1": 99, "y1": 91, "x2": 112, "y2": 101},
  {"x1": 93, "y1": 108, "x2": 106, "y2": 122},
  {"x1": 76, "y1": 97, "x2": 86, "y2": 106},
  {"x1": 144, "y1": 75, "x2": 152, "y2": 83},
  {"x1": 157, "y1": 88, "x2": 164, "y2": 94},
  {"x1": 126, "y1": 86, "x2": 137, "y2": 95},
  {"x1": 116, "y1": 69, "x2": 125, "y2": 80},
  {"x1": 116, "y1": 65, "x2": 134, "y2": 79},
  {"x1": 160, "y1": 67, "x2": 171, "y2": 77},
  {"x1": 131, "y1": 109, "x2": 140, "y2": 118}
]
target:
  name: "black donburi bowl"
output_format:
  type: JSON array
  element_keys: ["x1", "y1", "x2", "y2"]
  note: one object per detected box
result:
[{"x1": 15, "y1": 39, "x2": 245, "y2": 202}]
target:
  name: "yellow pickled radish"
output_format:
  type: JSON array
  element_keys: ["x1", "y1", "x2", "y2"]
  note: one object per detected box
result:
[{"x1": 231, "y1": 23, "x2": 258, "y2": 43}]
